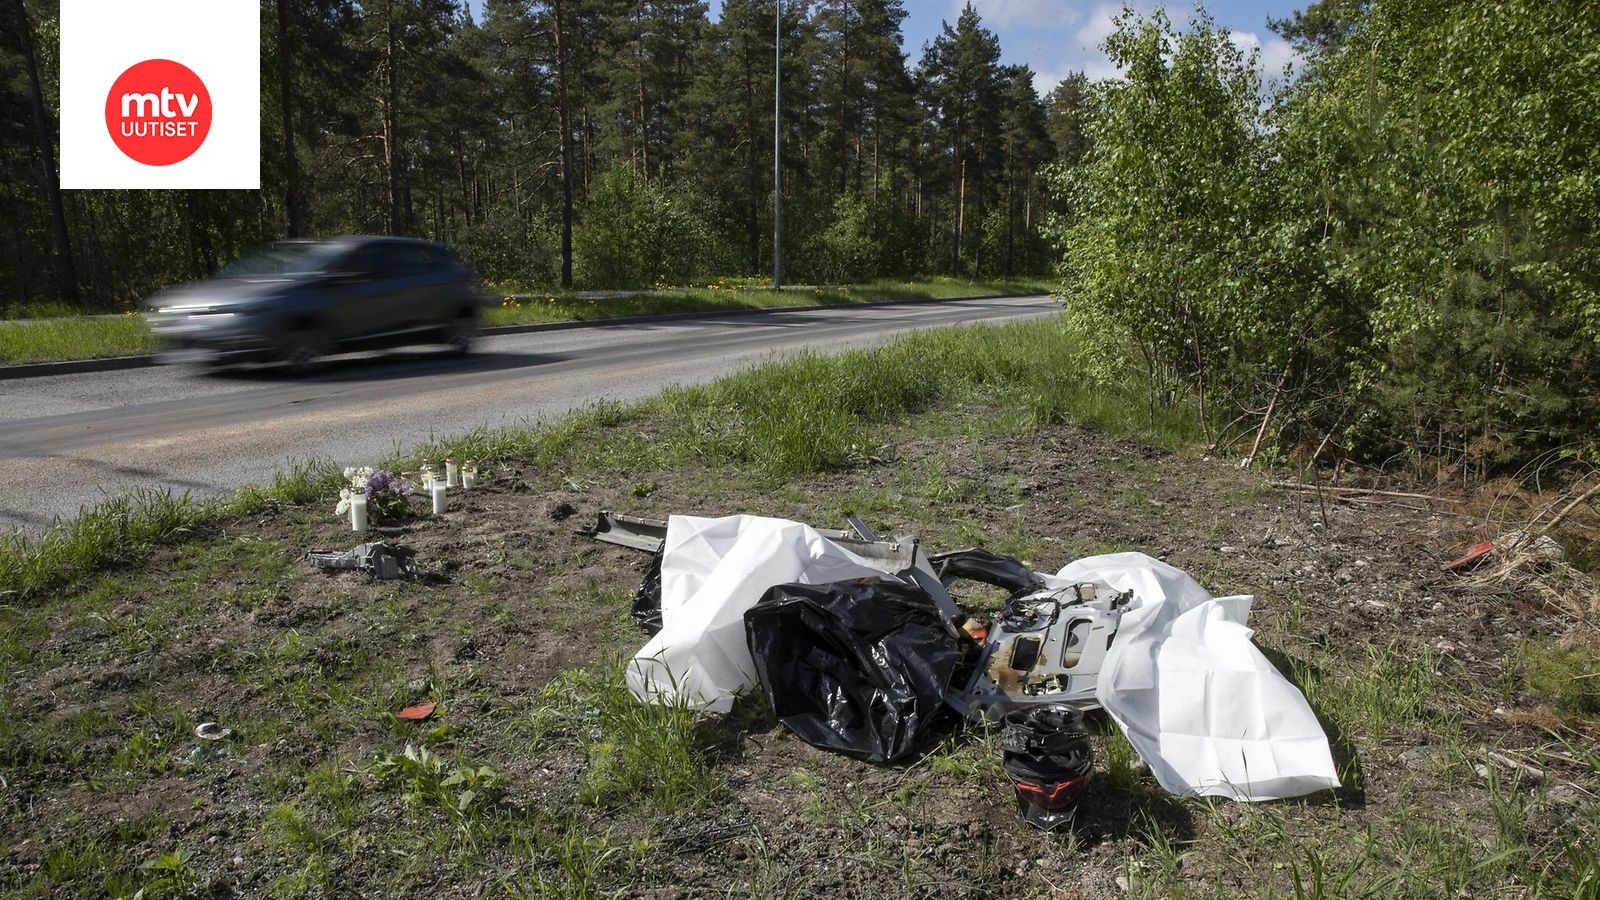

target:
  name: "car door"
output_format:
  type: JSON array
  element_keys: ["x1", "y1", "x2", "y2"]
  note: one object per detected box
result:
[{"x1": 329, "y1": 242, "x2": 406, "y2": 346}]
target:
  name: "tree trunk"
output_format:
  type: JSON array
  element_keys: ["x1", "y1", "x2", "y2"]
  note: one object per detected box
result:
[
  {"x1": 277, "y1": 0, "x2": 302, "y2": 237},
  {"x1": 382, "y1": 0, "x2": 401, "y2": 235},
  {"x1": 12, "y1": 0, "x2": 77, "y2": 301},
  {"x1": 553, "y1": 0, "x2": 574, "y2": 288},
  {"x1": 954, "y1": 154, "x2": 966, "y2": 275}
]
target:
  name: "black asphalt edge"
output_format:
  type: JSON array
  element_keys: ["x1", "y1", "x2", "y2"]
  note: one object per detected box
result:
[{"x1": 0, "y1": 290, "x2": 1052, "y2": 381}]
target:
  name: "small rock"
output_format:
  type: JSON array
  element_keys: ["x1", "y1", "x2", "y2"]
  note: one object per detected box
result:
[
  {"x1": 549, "y1": 501, "x2": 577, "y2": 521},
  {"x1": 1219, "y1": 546, "x2": 1238, "y2": 554},
  {"x1": 1334, "y1": 572, "x2": 1353, "y2": 585},
  {"x1": 1474, "y1": 763, "x2": 1492, "y2": 780}
]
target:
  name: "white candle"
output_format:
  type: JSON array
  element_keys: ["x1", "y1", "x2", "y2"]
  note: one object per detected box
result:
[
  {"x1": 431, "y1": 481, "x2": 447, "y2": 515},
  {"x1": 445, "y1": 459, "x2": 459, "y2": 487},
  {"x1": 460, "y1": 469, "x2": 476, "y2": 490},
  {"x1": 350, "y1": 493, "x2": 368, "y2": 532}
]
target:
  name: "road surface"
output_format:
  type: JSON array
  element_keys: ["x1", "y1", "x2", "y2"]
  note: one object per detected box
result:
[{"x1": 0, "y1": 296, "x2": 1057, "y2": 533}]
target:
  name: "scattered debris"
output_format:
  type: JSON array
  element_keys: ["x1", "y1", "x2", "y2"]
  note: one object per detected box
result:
[
  {"x1": 397, "y1": 702, "x2": 437, "y2": 722},
  {"x1": 194, "y1": 722, "x2": 230, "y2": 742},
  {"x1": 1443, "y1": 541, "x2": 1495, "y2": 571},
  {"x1": 183, "y1": 745, "x2": 229, "y2": 766},
  {"x1": 592, "y1": 512, "x2": 1343, "y2": 806},
  {"x1": 1486, "y1": 750, "x2": 1546, "y2": 784},
  {"x1": 1000, "y1": 705, "x2": 1093, "y2": 832},
  {"x1": 308, "y1": 542, "x2": 418, "y2": 580}
]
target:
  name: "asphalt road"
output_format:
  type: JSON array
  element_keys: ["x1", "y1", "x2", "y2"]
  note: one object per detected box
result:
[{"x1": 0, "y1": 295, "x2": 1058, "y2": 534}]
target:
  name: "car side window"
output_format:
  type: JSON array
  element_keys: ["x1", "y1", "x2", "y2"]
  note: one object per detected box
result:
[{"x1": 342, "y1": 245, "x2": 391, "y2": 278}]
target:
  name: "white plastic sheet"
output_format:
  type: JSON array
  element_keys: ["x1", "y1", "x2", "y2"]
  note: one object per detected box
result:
[
  {"x1": 627, "y1": 515, "x2": 902, "y2": 712},
  {"x1": 1060, "y1": 552, "x2": 1340, "y2": 801}
]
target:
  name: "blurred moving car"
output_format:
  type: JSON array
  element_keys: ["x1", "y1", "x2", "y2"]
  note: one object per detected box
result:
[{"x1": 144, "y1": 236, "x2": 487, "y2": 371}]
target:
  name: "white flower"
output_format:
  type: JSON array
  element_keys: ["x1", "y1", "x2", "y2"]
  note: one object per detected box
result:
[
  {"x1": 343, "y1": 467, "x2": 357, "y2": 479},
  {"x1": 335, "y1": 487, "x2": 352, "y2": 516}
]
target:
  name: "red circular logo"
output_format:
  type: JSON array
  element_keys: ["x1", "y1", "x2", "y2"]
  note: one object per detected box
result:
[{"x1": 104, "y1": 59, "x2": 211, "y2": 166}]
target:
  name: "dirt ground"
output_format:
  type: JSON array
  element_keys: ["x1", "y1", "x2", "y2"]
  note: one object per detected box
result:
[{"x1": 1, "y1": 405, "x2": 1595, "y2": 898}]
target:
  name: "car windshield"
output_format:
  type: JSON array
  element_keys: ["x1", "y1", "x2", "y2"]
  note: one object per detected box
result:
[{"x1": 216, "y1": 243, "x2": 343, "y2": 278}]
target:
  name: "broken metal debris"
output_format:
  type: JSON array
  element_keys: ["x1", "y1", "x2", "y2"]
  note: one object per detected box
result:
[{"x1": 308, "y1": 542, "x2": 418, "y2": 580}]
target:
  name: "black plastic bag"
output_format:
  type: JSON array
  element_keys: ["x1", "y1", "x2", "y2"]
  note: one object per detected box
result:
[
  {"x1": 631, "y1": 551, "x2": 664, "y2": 635},
  {"x1": 744, "y1": 578, "x2": 960, "y2": 764}
]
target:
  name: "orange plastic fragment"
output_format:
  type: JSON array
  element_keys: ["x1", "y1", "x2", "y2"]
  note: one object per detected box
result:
[
  {"x1": 1443, "y1": 541, "x2": 1494, "y2": 572},
  {"x1": 397, "y1": 702, "x2": 437, "y2": 721}
]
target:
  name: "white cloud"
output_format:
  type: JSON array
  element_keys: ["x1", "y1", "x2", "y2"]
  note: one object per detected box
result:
[
  {"x1": 1228, "y1": 30, "x2": 1302, "y2": 82},
  {"x1": 965, "y1": 0, "x2": 1085, "y2": 31}
]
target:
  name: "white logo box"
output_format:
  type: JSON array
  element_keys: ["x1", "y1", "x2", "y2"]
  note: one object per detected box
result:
[{"x1": 60, "y1": 0, "x2": 259, "y2": 189}]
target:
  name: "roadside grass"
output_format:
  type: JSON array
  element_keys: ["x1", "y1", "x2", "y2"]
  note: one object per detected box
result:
[
  {"x1": 0, "y1": 314, "x2": 158, "y2": 364},
  {"x1": 0, "y1": 277, "x2": 1051, "y2": 365},
  {"x1": 484, "y1": 277, "x2": 1052, "y2": 327},
  {"x1": 418, "y1": 314, "x2": 1197, "y2": 481},
  {"x1": 0, "y1": 459, "x2": 341, "y2": 602}
]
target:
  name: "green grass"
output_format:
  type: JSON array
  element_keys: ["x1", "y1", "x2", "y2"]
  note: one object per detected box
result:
[
  {"x1": 0, "y1": 459, "x2": 341, "y2": 603},
  {"x1": 420, "y1": 314, "x2": 1197, "y2": 481},
  {"x1": 0, "y1": 277, "x2": 1051, "y2": 365},
  {"x1": 1523, "y1": 636, "x2": 1600, "y2": 717},
  {"x1": 0, "y1": 314, "x2": 158, "y2": 364}
]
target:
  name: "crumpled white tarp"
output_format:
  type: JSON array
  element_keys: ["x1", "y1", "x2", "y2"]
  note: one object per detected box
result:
[
  {"x1": 627, "y1": 515, "x2": 903, "y2": 712},
  {"x1": 1061, "y1": 552, "x2": 1340, "y2": 801}
]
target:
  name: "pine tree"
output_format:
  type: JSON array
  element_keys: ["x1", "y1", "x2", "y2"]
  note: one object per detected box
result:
[{"x1": 916, "y1": 2, "x2": 1004, "y2": 274}]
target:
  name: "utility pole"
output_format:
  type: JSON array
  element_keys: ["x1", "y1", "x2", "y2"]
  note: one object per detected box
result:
[{"x1": 772, "y1": 0, "x2": 782, "y2": 289}]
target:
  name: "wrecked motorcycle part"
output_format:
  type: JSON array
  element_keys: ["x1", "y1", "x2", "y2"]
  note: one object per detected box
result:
[
  {"x1": 586, "y1": 510, "x2": 863, "y2": 555},
  {"x1": 1001, "y1": 705, "x2": 1093, "y2": 831},
  {"x1": 586, "y1": 511, "x2": 670, "y2": 552},
  {"x1": 745, "y1": 578, "x2": 961, "y2": 764},
  {"x1": 947, "y1": 577, "x2": 1130, "y2": 721},
  {"x1": 308, "y1": 542, "x2": 417, "y2": 580},
  {"x1": 927, "y1": 547, "x2": 1045, "y2": 595}
]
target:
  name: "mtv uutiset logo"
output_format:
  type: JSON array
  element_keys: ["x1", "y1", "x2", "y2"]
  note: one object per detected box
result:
[
  {"x1": 105, "y1": 59, "x2": 213, "y2": 166},
  {"x1": 61, "y1": 1, "x2": 257, "y2": 189}
]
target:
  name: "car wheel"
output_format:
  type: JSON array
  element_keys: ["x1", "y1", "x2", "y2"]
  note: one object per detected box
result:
[
  {"x1": 442, "y1": 317, "x2": 476, "y2": 357},
  {"x1": 276, "y1": 327, "x2": 328, "y2": 374}
]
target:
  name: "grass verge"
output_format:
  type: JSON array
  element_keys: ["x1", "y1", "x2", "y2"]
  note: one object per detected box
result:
[{"x1": 0, "y1": 315, "x2": 159, "y2": 365}]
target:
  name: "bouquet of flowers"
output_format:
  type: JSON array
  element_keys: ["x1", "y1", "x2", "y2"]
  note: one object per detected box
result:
[{"x1": 334, "y1": 466, "x2": 414, "y2": 522}]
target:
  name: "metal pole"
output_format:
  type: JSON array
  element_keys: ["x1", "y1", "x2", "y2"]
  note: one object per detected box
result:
[{"x1": 773, "y1": 0, "x2": 782, "y2": 289}]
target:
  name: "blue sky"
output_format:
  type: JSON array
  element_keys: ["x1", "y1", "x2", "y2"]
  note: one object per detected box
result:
[
  {"x1": 466, "y1": 1, "x2": 1307, "y2": 95},
  {"x1": 711, "y1": 0, "x2": 1306, "y2": 93}
]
